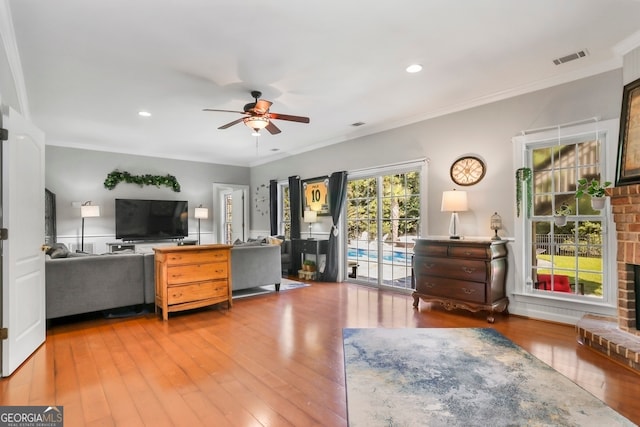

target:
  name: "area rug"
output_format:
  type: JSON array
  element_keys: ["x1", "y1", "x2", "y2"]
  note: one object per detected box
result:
[
  {"x1": 232, "y1": 278, "x2": 310, "y2": 299},
  {"x1": 343, "y1": 328, "x2": 635, "y2": 427}
]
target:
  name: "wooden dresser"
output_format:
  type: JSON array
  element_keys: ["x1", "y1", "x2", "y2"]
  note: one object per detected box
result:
[
  {"x1": 412, "y1": 238, "x2": 508, "y2": 323},
  {"x1": 154, "y1": 244, "x2": 232, "y2": 321}
]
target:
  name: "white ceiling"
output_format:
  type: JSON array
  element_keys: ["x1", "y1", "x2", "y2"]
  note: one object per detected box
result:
[{"x1": 7, "y1": 0, "x2": 640, "y2": 167}]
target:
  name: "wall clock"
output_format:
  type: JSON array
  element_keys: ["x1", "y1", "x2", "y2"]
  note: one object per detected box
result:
[
  {"x1": 450, "y1": 156, "x2": 486, "y2": 186},
  {"x1": 254, "y1": 183, "x2": 269, "y2": 216}
]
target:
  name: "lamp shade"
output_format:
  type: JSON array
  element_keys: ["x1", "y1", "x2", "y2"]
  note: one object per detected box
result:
[
  {"x1": 80, "y1": 204, "x2": 100, "y2": 218},
  {"x1": 194, "y1": 207, "x2": 209, "y2": 219},
  {"x1": 244, "y1": 116, "x2": 269, "y2": 130},
  {"x1": 441, "y1": 190, "x2": 468, "y2": 212},
  {"x1": 303, "y1": 210, "x2": 317, "y2": 223}
]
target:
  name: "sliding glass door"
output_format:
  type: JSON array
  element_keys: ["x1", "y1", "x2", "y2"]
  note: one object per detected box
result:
[{"x1": 346, "y1": 170, "x2": 420, "y2": 289}]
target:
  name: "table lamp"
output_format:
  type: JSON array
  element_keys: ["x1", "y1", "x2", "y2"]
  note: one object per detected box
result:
[
  {"x1": 441, "y1": 190, "x2": 468, "y2": 239},
  {"x1": 303, "y1": 210, "x2": 317, "y2": 239},
  {"x1": 194, "y1": 205, "x2": 209, "y2": 245}
]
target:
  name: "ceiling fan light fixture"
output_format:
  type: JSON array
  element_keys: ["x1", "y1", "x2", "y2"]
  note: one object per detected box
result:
[
  {"x1": 406, "y1": 64, "x2": 423, "y2": 73},
  {"x1": 244, "y1": 116, "x2": 269, "y2": 130},
  {"x1": 251, "y1": 130, "x2": 261, "y2": 137}
]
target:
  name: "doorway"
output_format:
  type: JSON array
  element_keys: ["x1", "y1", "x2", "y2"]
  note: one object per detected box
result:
[
  {"x1": 345, "y1": 169, "x2": 421, "y2": 290},
  {"x1": 212, "y1": 184, "x2": 249, "y2": 244}
]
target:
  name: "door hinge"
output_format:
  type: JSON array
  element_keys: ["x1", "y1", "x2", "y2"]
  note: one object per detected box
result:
[
  {"x1": 0, "y1": 328, "x2": 7, "y2": 340},
  {"x1": 0, "y1": 128, "x2": 7, "y2": 141},
  {"x1": 0, "y1": 228, "x2": 7, "y2": 240}
]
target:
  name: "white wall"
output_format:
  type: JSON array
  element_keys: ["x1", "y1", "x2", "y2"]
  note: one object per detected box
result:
[
  {"x1": 252, "y1": 70, "x2": 623, "y2": 237},
  {"x1": 45, "y1": 146, "x2": 249, "y2": 253},
  {"x1": 250, "y1": 69, "x2": 624, "y2": 324}
]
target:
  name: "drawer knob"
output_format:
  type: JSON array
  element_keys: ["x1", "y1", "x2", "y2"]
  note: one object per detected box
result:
[
  {"x1": 425, "y1": 282, "x2": 435, "y2": 288},
  {"x1": 461, "y1": 288, "x2": 476, "y2": 294},
  {"x1": 423, "y1": 263, "x2": 435, "y2": 269},
  {"x1": 461, "y1": 267, "x2": 476, "y2": 274},
  {"x1": 464, "y1": 251, "x2": 472, "y2": 256}
]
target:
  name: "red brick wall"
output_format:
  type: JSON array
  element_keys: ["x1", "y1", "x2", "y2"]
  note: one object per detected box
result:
[{"x1": 609, "y1": 185, "x2": 640, "y2": 331}]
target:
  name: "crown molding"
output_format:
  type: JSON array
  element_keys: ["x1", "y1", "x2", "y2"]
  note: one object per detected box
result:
[{"x1": 614, "y1": 29, "x2": 640, "y2": 56}]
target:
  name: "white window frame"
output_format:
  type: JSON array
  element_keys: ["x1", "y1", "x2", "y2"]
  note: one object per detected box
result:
[
  {"x1": 277, "y1": 179, "x2": 289, "y2": 237},
  {"x1": 512, "y1": 119, "x2": 618, "y2": 318}
]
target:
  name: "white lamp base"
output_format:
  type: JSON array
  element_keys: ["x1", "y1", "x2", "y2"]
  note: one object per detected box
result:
[{"x1": 449, "y1": 212, "x2": 461, "y2": 239}]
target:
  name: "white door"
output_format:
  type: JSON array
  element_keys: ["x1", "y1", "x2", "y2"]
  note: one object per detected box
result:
[
  {"x1": 231, "y1": 189, "x2": 245, "y2": 242},
  {"x1": 1, "y1": 106, "x2": 46, "y2": 377}
]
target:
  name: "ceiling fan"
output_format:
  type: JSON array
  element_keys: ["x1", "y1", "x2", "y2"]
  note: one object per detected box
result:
[{"x1": 203, "y1": 90, "x2": 310, "y2": 135}]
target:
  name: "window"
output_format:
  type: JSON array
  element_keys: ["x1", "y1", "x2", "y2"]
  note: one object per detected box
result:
[
  {"x1": 279, "y1": 182, "x2": 290, "y2": 238},
  {"x1": 514, "y1": 120, "x2": 617, "y2": 306},
  {"x1": 224, "y1": 193, "x2": 233, "y2": 244}
]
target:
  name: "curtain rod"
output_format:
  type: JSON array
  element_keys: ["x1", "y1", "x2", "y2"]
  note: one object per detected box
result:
[
  {"x1": 520, "y1": 117, "x2": 600, "y2": 136},
  {"x1": 349, "y1": 157, "x2": 428, "y2": 175}
]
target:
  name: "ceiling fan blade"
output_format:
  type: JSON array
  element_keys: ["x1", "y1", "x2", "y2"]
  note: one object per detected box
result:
[
  {"x1": 269, "y1": 112, "x2": 310, "y2": 123},
  {"x1": 265, "y1": 121, "x2": 281, "y2": 135},
  {"x1": 203, "y1": 108, "x2": 246, "y2": 114},
  {"x1": 218, "y1": 118, "x2": 244, "y2": 129},
  {"x1": 254, "y1": 99, "x2": 273, "y2": 114}
]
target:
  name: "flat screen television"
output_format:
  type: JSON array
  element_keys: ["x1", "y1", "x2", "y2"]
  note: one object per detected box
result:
[{"x1": 115, "y1": 199, "x2": 188, "y2": 241}]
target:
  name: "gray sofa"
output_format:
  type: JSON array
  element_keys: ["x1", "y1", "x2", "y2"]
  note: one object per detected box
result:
[
  {"x1": 231, "y1": 244, "x2": 282, "y2": 291},
  {"x1": 45, "y1": 243, "x2": 283, "y2": 320},
  {"x1": 45, "y1": 252, "x2": 154, "y2": 319}
]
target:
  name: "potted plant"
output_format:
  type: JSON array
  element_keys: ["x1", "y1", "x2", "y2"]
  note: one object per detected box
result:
[
  {"x1": 553, "y1": 202, "x2": 571, "y2": 226},
  {"x1": 303, "y1": 259, "x2": 316, "y2": 272},
  {"x1": 575, "y1": 178, "x2": 612, "y2": 210}
]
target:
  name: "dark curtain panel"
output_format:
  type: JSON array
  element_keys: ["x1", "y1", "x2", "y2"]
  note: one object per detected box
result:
[
  {"x1": 45, "y1": 188, "x2": 57, "y2": 244},
  {"x1": 324, "y1": 171, "x2": 348, "y2": 282},
  {"x1": 288, "y1": 175, "x2": 301, "y2": 239},
  {"x1": 269, "y1": 179, "x2": 278, "y2": 236}
]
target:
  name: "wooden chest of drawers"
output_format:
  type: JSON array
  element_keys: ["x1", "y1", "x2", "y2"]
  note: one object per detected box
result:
[
  {"x1": 412, "y1": 239, "x2": 508, "y2": 323},
  {"x1": 154, "y1": 244, "x2": 232, "y2": 321}
]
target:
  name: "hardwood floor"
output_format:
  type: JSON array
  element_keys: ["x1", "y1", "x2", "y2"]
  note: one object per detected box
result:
[{"x1": 2, "y1": 282, "x2": 640, "y2": 426}]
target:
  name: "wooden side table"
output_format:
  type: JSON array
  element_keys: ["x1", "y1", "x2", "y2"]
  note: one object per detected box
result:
[
  {"x1": 154, "y1": 244, "x2": 232, "y2": 320},
  {"x1": 292, "y1": 239, "x2": 328, "y2": 280}
]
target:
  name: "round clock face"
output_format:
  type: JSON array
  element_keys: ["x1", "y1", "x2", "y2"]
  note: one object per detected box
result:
[{"x1": 450, "y1": 156, "x2": 486, "y2": 186}]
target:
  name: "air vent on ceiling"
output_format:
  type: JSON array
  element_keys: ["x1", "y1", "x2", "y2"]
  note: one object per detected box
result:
[
  {"x1": 351, "y1": 121, "x2": 366, "y2": 127},
  {"x1": 553, "y1": 50, "x2": 588, "y2": 65}
]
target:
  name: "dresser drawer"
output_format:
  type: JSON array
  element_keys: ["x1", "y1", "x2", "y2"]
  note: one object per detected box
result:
[
  {"x1": 167, "y1": 280, "x2": 228, "y2": 305},
  {"x1": 167, "y1": 262, "x2": 229, "y2": 285},
  {"x1": 164, "y1": 250, "x2": 228, "y2": 265},
  {"x1": 415, "y1": 256, "x2": 487, "y2": 282},
  {"x1": 414, "y1": 243, "x2": 448, "y2": 257},
  {"x1": 415, "y1": 276, "x2": 486, "y2": 304},
  {"x1": 449, "y1": 245, "x2": 490, "y2": 260}
]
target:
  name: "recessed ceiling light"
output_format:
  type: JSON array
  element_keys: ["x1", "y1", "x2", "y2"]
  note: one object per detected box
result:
[
  {"x1": 138, "y1": 111, "x2": 151, "y2": 117},
  {"x1": 406, "y1": 64, "x2": 423, "y2": 73}
]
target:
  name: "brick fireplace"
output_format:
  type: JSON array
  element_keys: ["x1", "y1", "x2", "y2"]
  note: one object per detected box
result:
[{"x1": 576, "y1": 184, "x2": 640, "y2": 372}]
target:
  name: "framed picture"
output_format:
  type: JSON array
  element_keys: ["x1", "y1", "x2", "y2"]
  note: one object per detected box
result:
[
  {"x1": 616, "y1": 77, "x2": 640, "y2": 185},
  {"x1": 302, "y1": 176, "x2": 330, "y2": 215}
]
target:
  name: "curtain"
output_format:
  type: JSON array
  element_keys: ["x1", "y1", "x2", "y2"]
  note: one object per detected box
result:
[
  {"x1": 324, "y1": 171, "x2": 348, "y2": 282},
  {"x1": 289, "y1": 175, "x2": 301, "y2": 239},
  {"x1": 269, "y1": 179, "x2": 278, "y2": 236}
]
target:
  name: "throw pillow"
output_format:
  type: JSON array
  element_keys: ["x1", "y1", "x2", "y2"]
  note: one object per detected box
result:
[
  {"x1": 47, "y1": 243, "x2": 70, "y2": 259},
  {"x1": 267, "y1": 236, "x2": 283, "y2": 246}
]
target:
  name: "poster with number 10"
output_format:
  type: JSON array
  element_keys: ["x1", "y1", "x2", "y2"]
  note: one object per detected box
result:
[{"x1": 302, "y1": 176, "x2": 330, "y2": 215}]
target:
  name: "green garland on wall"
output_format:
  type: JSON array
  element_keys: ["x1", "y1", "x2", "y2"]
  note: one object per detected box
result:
[{"x1": 104, "y1": 170, "x2": 181, "y2": 192}]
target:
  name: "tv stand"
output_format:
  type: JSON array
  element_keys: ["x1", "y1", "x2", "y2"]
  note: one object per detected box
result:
[{"x1": 108, "y1": 239, "x2": 197, "y2": 253}]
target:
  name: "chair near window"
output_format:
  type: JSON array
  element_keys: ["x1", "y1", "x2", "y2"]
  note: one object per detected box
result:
[{"x1": 535, "y1": 274, "x2": 584, "y2": 295}]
